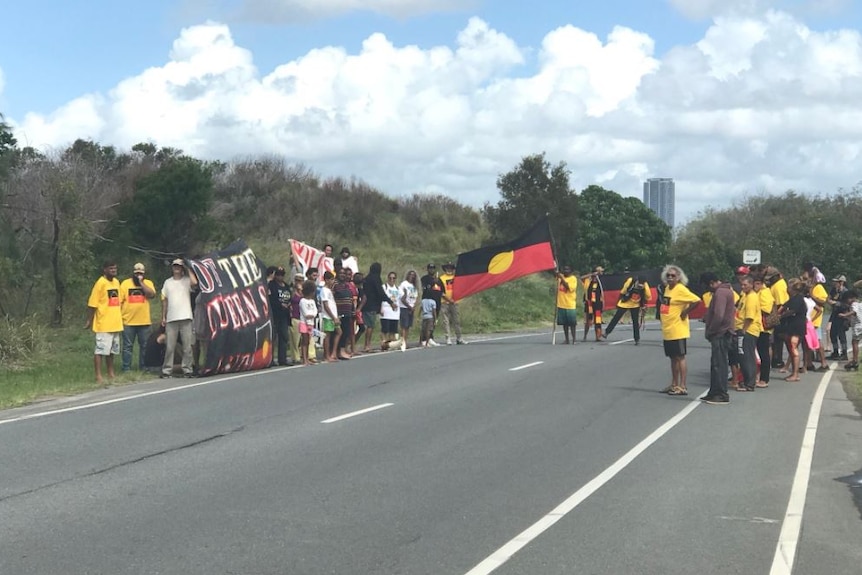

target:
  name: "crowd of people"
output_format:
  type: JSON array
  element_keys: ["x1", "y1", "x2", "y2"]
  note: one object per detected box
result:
[{"x1": 84, "y1": 247, "x2": 469, "y2": 382}]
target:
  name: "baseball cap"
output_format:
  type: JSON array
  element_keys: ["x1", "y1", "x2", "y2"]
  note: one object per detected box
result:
[
  {"x1": 442, "y1": 261, "x2": 455, "y2": 269},
  {"x1": 275, "y1": 266, "x2": 286, "y2": 275},
  {"x1": 171, "y1": 258, "x2": 184, "y2": 266},
  {"x1": 133, "y1": 262, "x2": 146, "y2": 273},
  {"x1": 427, "y1": 263, "x2": 436, "y2": 269},
  {"x1": 832, "y1": 274, "x2": 847, "y2": 282},
  {"x1": 735, "y1": 265, "x2": 750, "y2": 275}
]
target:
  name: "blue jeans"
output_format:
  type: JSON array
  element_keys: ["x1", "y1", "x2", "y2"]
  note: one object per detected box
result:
[{"x1": 123, "y1": 324, "x2": 151, "y2": 371}]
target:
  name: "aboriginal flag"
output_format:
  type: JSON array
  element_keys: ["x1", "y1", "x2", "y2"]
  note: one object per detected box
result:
[{"x1": 452, "y1": 217, "x2": 556, "y2": 301}]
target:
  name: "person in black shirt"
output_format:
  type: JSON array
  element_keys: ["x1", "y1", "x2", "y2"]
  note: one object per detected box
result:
[
  {"x1": 268, "y1": 266, "x2": 292, "y2": 366},
  {"x1": 420, "y1": 264, "x2": 445, "y2": 347},
  {"x1": 780, "y1": 278, "x2": 807, "y2": 382},
  {"x1": 360, "y1": 262, "x2": 394, "y2": 352}
]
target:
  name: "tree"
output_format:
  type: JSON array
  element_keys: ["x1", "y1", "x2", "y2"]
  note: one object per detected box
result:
[
  {"x1": 483, "y1": 153, "x2": 579, "y2": 268},
  {"x1": 114, "y1": 156, "x2": 215, "y2": 256},
  {"x1": 575, "y1": 185, "x2": 671, "y2": 272}
]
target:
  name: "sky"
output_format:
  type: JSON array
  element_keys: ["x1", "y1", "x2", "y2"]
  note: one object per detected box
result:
[{"x1": 2, "y1": 0, "x2": 862, "y2": 226}]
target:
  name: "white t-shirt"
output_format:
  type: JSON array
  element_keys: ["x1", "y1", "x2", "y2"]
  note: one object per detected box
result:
[
  {"x1": 381, "y1": 283, "x2": 400, "y2": 320},
  {"x1": 300, "y1": 297, "x2": 318, "y2": 326},
  {"x1": 399, "y1": 280, "x2": 418, "y2": 309},
  {"x1": 319, "y1": 286, "x2": 336, "y2": 320},
  {"x1": 341, "y1": 256, "x2": 359, "y2": 274},
  {"x1": 162, "y1": 276, "x2": 193, "y2": 322},
  {"x1": 805, "y1": 296, "x2": 816, "y2": 321}
]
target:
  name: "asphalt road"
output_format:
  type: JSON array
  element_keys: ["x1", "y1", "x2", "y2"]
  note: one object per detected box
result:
[{"x1": 1, "y1": 322, "x2": 860, "y2": 575}]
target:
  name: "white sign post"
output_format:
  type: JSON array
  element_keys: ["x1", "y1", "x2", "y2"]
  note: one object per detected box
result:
[{"x1": 742, "y1": 250, "x2": 761, "y2": 265}]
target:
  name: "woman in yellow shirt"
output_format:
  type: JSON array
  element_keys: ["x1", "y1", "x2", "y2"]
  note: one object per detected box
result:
[{"x1": 660, "y1": 265, "x2": 702, "y2": 396}]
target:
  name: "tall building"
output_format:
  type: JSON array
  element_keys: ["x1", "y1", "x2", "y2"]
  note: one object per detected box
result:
[{"x1": 643, "y1": 178, "x2": 675, "y2": 228}]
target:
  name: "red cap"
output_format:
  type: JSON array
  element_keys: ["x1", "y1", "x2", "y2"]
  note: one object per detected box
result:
[{"x1": 736, "y1": 266, "x2": 750, "y2": 275}]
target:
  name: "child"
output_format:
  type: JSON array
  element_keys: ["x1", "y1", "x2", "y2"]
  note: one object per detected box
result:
[
  {"x1": 299, "y1": 280, "x2": 319, "y2": 366},
  {"x1": 838, "y1": 290, "x2": 860, "y2": 370},
  {"x1": 319, "y1": 272, "x2": 341, "y2": 362},
  {"x1": 420, "y1": 297, "x2": 437, "y2": 347}
]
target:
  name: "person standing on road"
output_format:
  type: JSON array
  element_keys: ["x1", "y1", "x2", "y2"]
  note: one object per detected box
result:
[
  {"x1": 380, "y1": 271, "x2": 401, "y2": 350},
  {"x1": 268, "y1": 266, "x2": 292, "y2": 367},
  {"x1": 734, "y1": 275, "x2": 762, "y2": 392},
  {"x1": 581, "y1": 266, "x2": 605, "y2": 341},
  {"x1": 160, "y1": 258, "x2": 198, "y2": 378},
  {"x1": 701, "y1": 272, "x2": 735, "y2": 404},
  {"x1": 659, "y1": 265, "x2": 701, "y2": 396},
  {"x1": 555, "y1": 265, "x2": 579, "y2": 344},
  {"x1": 604, "y1": 274, "x2": 650, "y2": 345},
  {"x1": 420, "y1": 264, "x2": 445, "y2": 347},
  {"x1": 753, "y1": 275, "x2": 775, "y2": 388},
  {"x1": 359, "y1": 262, "x2": 394, "y2": 353},
  {"x1": 438, "y1": 262, "x2": 466, "y2": 345},
  {"x1": 119, "y1": 262, "x2": 156, "y2": 372},
  {"x1": 398, "y1": 270, "x2": 419, "y2": 352},
  {"x1": 85, "y1": 261, "x2": 123, "y2": 384},
  {"x1": 827, "y1": 275, "x2": 849, "y2": 360}
]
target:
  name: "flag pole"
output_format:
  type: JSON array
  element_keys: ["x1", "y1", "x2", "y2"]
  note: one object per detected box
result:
[{"x1": 546, "y1": 213, "x2": 560, "y2": 345}]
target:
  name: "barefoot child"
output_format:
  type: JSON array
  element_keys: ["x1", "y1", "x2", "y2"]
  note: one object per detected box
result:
[
  {"x1": 319, "y1": 272, "x2": 341, "y2": 362},
  {"x1": 299, "y1": 280, "x2": 318, "y2": 366}
]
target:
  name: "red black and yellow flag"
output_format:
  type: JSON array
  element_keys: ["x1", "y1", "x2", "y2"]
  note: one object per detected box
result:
[{"x1": 452, "y1": 217, "x2": 556, "y2": 301}]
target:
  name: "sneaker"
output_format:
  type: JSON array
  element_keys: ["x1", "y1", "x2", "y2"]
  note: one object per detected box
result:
[
  {"x1": 702, "y1": 396, "x2": 729, "y2": 405},
  {"x1": 160, "y1": 373, "x2": 171, "y2": 379},
  {"x1": 400, "y1": 340, "x2": 407, "y2": 352},
  {"x1": 446, "y1": 338, "x2": 453, "y2": 346},
  {"x1": 828, "y1": 351, "x2": 840, "y2": 359},
  {"x1": 839, "y1": 352, "x2": 848, "y2": 360},
  {"x1": 456, "y1": 339, "x2": 467, "y2": 345},
  {"x1": 428, "y1": 338, "x2": 440, "y2": 347}
]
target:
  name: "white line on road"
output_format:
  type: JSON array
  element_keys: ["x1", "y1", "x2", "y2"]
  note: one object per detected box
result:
[
  {"x1": 609, "y1": 338, "x2": 635, "y2": 346},
  {"x1": 768, "y1": 365, "x2": 834, "y2": 575},
  {"x1": 464, "y1": 395, "x2": 704, "y2": 575},
  {"x1": 509, "y1": 361, "x2": 544, "y2": 371},
  {"x1": 321, "y1": 403, "x2": 394, "y2": 424}
]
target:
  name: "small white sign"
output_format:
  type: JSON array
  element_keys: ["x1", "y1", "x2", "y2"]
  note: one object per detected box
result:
[{"x1": 743, "y1": 250, "x2": 761, "y2": 265}]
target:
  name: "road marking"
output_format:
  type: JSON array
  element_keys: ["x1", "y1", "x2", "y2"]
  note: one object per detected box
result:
[
  {"x1": 768, "y1": 364, "x2": 834, "y2": 575},
  {"x1": 321, "y1": 403, "x2": 394, "y2": 424},
  {"x1": 609, "y1": 338, "x2": 634, "y2": 346},
  {"x1": 464, "y1": 395, "x2": 704, "y2": 575},
  {"x1": 509, "y1": 361, "x2": 544, "y2": 371}
]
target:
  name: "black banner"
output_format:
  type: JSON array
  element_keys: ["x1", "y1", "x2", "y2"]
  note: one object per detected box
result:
[{"x1": 188, "y1": 241, "x2": 272, "y2": 376}]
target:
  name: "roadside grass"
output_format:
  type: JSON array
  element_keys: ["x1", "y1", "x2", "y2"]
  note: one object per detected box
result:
[
  {"x1": 838, "y1": 369, "x2": 862, "y2": 417},
  {"x1": 0, "y1": 238, "x2": 560, "y2": 409}
]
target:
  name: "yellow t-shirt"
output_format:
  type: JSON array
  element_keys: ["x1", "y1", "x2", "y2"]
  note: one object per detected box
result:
[
  {"x1": 757, "y1": 286, "x2": 776, "y2": 334},
  {"x1": 88, "y1": 276, "x2": 123, "y2": 333},
  {"x1": 660, "y1": 283, "x2": 701, "y2": 340},
  {"x1": 771, "y1": 278, "x2": 789, "y2": 306},
  {"x1": 809, "y1": 283, "x2": 828, "y2": 328},
  {"x1": 735, "y1": 291, "x2": 762, "y2": 337},
  {"x1": 617, "y1": 278, "x2": 650, "y2": 309},
  {"x1": 703, "y1": 289, "x2": 739, "y2": 309},
  {"x1": 557, "y1": 275, "x2": 578, "y2": 309},
  {"x1": 439, "y1": 272, "x2": 455, "y2": 301},
  {"x1": 120, "y1": 277, "x2": 155, "y2": 326}
]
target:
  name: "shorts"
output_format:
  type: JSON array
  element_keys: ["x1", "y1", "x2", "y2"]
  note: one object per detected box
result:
[
  {"x1": 95, "y1": 332, "x2": 121, "y2": 356},
  {"x1": 399, "y1": 308, "x2": 414, "y2": 329},
  {"x1": 299, "y1": 322, "x2": 312, "y2": 334},
  {"x1": 322, "y1": 317, "x2": 336, "y2": 332},
  {"x1": 362, "y1": 310, "x2": 378, "y2": 329},
  {"x1": 663, "y1": 338, "x2": 687, "y2": 358},
  {"x1": 556, "y1": 308, "x2": 577, "y2": 326},
  {"x1": 381, "y1": 318, "x2": 398, "y2": 334}
]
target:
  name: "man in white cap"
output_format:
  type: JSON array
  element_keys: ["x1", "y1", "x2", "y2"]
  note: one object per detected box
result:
[
  {"x1": 160, "y1": 258, "x2": 198, "y2": 378},
  {"x1": 119, "y1": 262, "x2": 156, "y2": 371}
]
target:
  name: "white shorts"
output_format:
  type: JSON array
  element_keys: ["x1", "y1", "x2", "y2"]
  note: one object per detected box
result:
[{"x1": 95, "y1": 332, "x2": 121, "y2": 356}]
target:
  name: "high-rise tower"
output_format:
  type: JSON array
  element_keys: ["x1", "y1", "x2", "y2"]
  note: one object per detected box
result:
[{"x1": 643, "y1": 178, "x2": 675, "y2": 228}]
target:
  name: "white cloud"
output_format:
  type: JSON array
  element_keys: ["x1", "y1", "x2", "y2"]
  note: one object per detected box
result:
[
  {"x1": 11, "y1": 11, "x2": 862, "y2": 225},
  {"x1": 668, "y1": 0, "x2": 854, "y2": 20},
  {"x1": 233, "y1": 0, "x2": 469, "y2": 22}
]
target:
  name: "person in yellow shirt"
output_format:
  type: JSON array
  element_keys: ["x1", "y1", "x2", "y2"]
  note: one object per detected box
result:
[
  {"x1": 555, "y1": 265, "x2": 579, "y2": 344},
  {"x1": 805, "y1": 272, "x2": 830, "y2": 371},
  {"x1": 605, "y1": 275, "x2": 650, "y2": 345},
  {"x1": 734, "y1": 276, "x2": 761, "y2": 392},
  {"x1": 439, "y1": 262, "x2": 465, "y2": 345},
  {"x1": 119, "y1": 262, "x2": 156, "y2": 372},
  {"x1": 85, "y1": 261, "x2": 123, "y2": 384},
  {"x1": 753, "y1": 275, "x2": 775, "y2": 387},
  {"x1": 660, "y1": 265, "x2": 702, "y2": 395},
  {"x1": 581, "y1": 266, "x2": 605, "y2": 341},
  {"x1": 766, "y1": 267, "x2": 789, "y2": 368}
]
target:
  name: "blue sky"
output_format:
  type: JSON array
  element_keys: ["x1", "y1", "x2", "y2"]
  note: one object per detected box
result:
[
  {"x1": 2, "y1": 0, "x2": 862, "y2": 224},
  {"x1": 1, "y1": 0, "x2": 708, "y2": 117}
]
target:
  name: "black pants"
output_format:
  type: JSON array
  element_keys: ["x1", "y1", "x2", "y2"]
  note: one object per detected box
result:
[
  {"x1": 772, "y1": 328, "x2": 785, "y2": 366},
  {"x1": 830, "y1": 320, "x2": 848, "y2": 353},
  {"x1": 339, "y1": 314, "x2": 354, "y2": 350},
  {"x1": 757, "y1": 332, "x2": 771, "y2": 383},
  {"x1": 605, "y1": 307, "x2": 642, "y2": 341},
  {"x1": 273, "y1": 316, "x2": 290, "y2": 365},
  {"x1": 708, "y1": 332, "x2": 731, "y2": 400}
]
